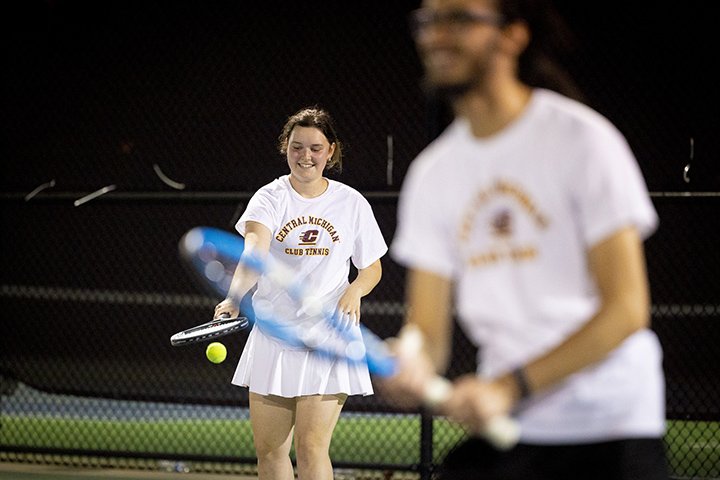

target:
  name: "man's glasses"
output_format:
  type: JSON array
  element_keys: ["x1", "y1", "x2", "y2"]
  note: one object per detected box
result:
[{"x1": 409, "y1": 8, "x2": 505, "y2": 36}]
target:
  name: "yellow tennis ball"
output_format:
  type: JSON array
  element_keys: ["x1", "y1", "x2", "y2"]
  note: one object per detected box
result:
[{"x1": 206, "y1": 342, "x2": 227, "y2": 364}]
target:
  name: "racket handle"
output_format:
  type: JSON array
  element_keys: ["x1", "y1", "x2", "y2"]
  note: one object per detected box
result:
[
  {"x1": 422, "y1": 375, "x2": 520, "y2": 450},
  {"x1": 400, "y1": 325, "x2": 521, "y2": 451},
  {"x1": 422, "y1": 375, "x2": 453, "y2": 407},
  {"x1": 483, "y1": 415, "x2": 521, "y2": 451}
]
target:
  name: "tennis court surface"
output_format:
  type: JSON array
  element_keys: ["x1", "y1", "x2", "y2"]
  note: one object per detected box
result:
[
  {"x1": 0, "y1": 461, "x2": 422, "y2": 480},
  {"x1": 0, "y1": 462, "x2": 255, "y2": 480}
]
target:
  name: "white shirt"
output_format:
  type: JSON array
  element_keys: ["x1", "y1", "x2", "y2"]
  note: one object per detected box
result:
[
  {"x1": 237, "y1": 175, "x2": 388, "y2": 344},
  {"x1": 392, "y1": 89, "x2": 665, "y2": 443}
]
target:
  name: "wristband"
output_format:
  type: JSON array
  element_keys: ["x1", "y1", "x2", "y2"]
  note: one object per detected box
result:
[{"x1": 512, "y1": 367, "x2": 532, "y2": 400}]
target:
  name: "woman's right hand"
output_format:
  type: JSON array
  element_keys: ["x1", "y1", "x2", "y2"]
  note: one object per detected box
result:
[{"x1": 214, "y1": 298, "x2": 240, "y2": 319}]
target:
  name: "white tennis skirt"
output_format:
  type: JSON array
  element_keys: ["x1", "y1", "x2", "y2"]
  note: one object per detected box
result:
[{"x1": 231, "y1": 325, "x2": 374, "y2": 397}]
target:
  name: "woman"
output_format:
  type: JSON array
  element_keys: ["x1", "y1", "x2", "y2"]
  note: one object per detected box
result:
[{"x1": 214, "y1": 106, "x2": 387, "y2": 480}]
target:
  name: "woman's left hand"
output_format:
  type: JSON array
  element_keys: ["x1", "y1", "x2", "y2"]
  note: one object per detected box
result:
[{"x1": 334, "y1": 285, "x2": 363, "y2": 330}]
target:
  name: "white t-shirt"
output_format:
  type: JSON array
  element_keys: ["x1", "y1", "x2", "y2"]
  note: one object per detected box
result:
[
  {"x1": 238, "y1": 175, "x2": 388, "y2": 319},
  {"x1": 392, "y1": 89, "x2": 665, "y2": 443},
  {"x1": 232, "y1": 175, "x2": 388, "y2": 397}
]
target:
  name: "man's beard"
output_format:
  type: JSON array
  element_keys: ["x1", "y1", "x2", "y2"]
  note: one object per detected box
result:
[
  {"x1": 420, "y1": 74, "x2": 474, "y2": 102},
  {"x1": 418, "y1": 42, "x2": 495, "y2": 102}
]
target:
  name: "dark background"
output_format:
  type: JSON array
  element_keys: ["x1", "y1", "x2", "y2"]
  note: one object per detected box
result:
[{"x1": 2, "y1": 0, "x2": 718, "y2": 194}]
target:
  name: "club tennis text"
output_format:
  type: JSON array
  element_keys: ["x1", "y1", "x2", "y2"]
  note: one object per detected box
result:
[{"x1": 284, "y1": 248, "x2": 330, "y2": 256}]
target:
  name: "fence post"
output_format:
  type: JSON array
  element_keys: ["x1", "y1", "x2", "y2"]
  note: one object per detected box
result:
[{"x1": 418, "y1": 408, "x2": 435, "y2": 480}]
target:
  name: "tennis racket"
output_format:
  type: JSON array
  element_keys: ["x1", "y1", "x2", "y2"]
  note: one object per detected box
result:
[
  {"x1": 170, "y1": 316, "x2": 249, "y2": 346},
  {"x1": 177, "y1": 226, "x2": 520, "y2": 450},
  {"x1": 170, "y1": 226, "x2": 252, "y2": 346}
]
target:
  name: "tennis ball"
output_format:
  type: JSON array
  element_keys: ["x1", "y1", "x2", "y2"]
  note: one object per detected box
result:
[{"x1": 206, "y1": 342, "x2": 227, "y2": 364}]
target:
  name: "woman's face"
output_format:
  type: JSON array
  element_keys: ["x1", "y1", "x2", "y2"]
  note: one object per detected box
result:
[{"x1": 286, "y1": 126, "x2": 335, "y2": 183}]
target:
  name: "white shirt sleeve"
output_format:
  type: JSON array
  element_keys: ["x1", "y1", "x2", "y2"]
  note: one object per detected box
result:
[
  {"x1": 235, "y1": 184, "x2": 281, "y2": 237},
  {"x1": 391, "y1": 154, "x2": 457, "y2": 278},
  {"x1": 351, "y1": 195, "x2": 388, "y2": 270},
  {"x1": 571, "y1": 124, "x2": 658, "y2": 247}
]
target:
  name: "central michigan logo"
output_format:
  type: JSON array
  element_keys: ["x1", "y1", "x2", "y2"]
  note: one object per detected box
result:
[
  {"x1": 491, "y1": 209, "x2": 513, "y2": 237},
  {"x1": 299, "y1": 229, "x2": 319, "y2": 246},
  {"x1": 275, "y1": 216, "x2": 340, "y2": 243}
]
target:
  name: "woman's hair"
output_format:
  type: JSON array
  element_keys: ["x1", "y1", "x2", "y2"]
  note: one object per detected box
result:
[
  {"x1": 498, "y1": 0, "x2": 586, "y2": 103},
  {"x1": 278, "y1": 106, "x2": 344, "y2": 173}
]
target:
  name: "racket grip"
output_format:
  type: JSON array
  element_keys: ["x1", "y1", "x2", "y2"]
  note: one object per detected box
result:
[
  {"x1": 422, "y1": 375, "x2": 452, "y2": 408},
  {"x1": 422, "y1": 375, "x2": 520, "y2": 450},
  {"x1": 400, "y1": 325, "x2": 521, "y2": 451},
  {"x1": 482, "y1": 415, "x2": 521, "y2": 451}
]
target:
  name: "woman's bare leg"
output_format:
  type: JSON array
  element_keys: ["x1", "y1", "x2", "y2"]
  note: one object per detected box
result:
[
  {"x1": 249, "y1": 392, "x2": 296, "y2": 480},
  {"x1": 293, "y1": 394, "x2": 347, "y2": 480}
]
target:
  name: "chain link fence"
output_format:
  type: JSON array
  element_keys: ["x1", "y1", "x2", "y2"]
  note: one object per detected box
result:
[{"x1": 2, "y1": 1, "x2": 718, "y2": 478}]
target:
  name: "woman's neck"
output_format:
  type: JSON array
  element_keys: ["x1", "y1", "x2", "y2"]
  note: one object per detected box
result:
[{"x1": 289, "y1": 175, "x2": 328, "y2": 198}]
